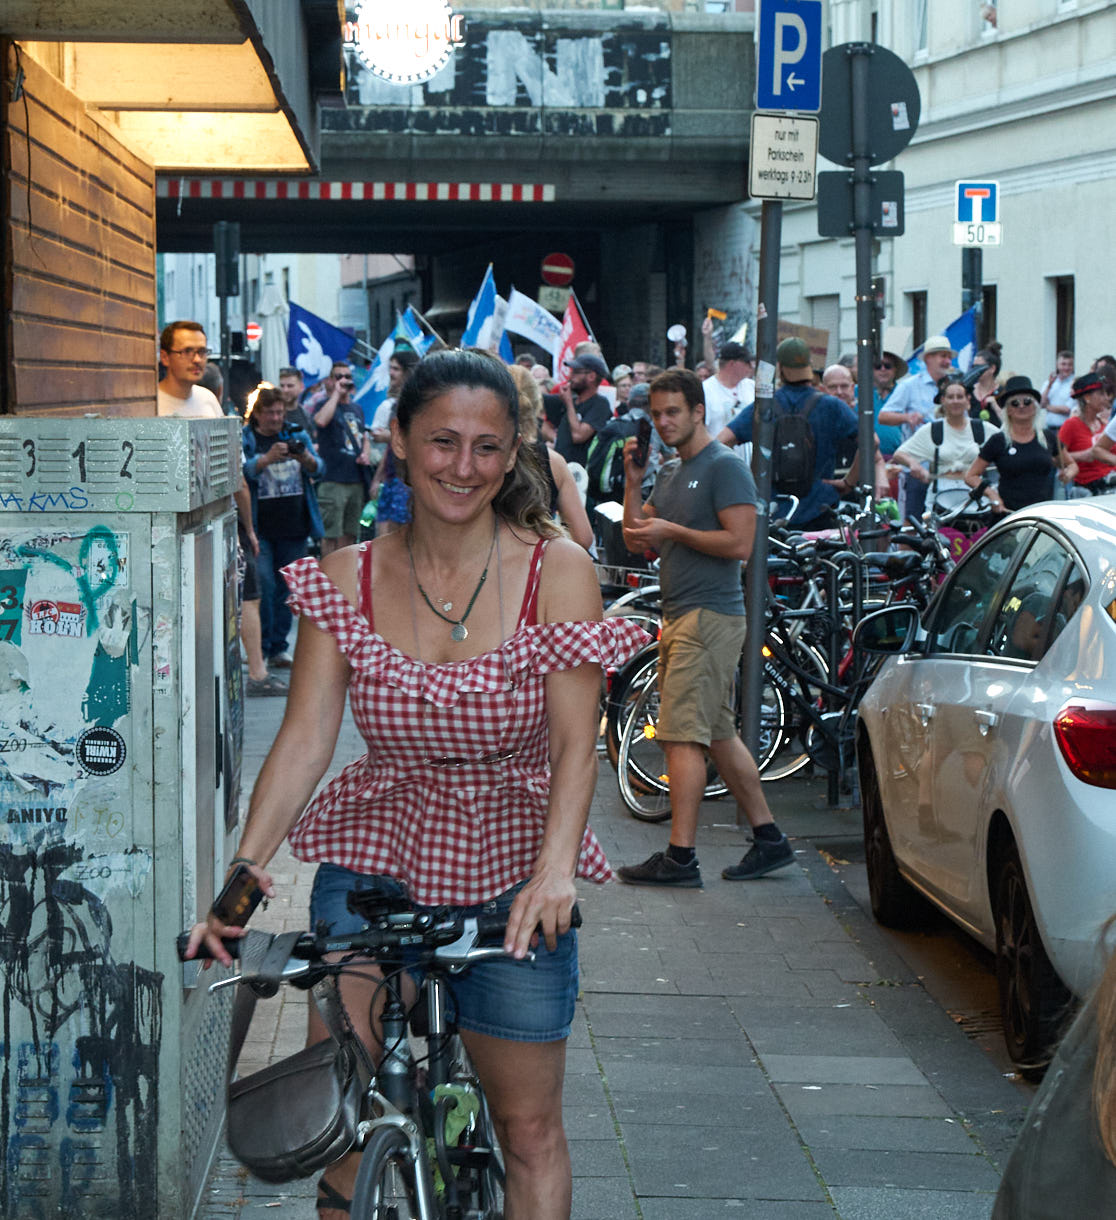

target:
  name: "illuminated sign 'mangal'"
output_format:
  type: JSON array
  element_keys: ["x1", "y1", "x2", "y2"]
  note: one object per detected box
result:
[{"x1": 344, "y1": 0, "x2": 465, "y2": 85}]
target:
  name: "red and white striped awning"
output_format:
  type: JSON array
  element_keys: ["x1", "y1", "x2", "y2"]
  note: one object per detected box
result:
[{"x1": 157, "y1": 179, "x2": 556, "y2": 202}]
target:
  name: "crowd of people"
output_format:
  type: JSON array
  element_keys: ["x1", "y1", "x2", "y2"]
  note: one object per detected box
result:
[{"x1": 161, "y1": 312, "x2": 1116, "y2": 1218}]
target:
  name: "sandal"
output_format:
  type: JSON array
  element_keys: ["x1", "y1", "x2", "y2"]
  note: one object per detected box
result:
[
  {"x1": 246, "y1": 674, "x2": 288, "y2": 698},
  {"x1": 316, "y1": 1177, "x2": 351, "y2": 1214}
]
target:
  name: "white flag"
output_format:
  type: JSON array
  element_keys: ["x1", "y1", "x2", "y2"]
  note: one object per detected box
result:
[{"x1": 504, "y1": 288, "x2": 564, "y2": 356}]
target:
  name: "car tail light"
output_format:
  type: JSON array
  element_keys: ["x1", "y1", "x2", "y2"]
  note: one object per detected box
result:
[{"x1": 1054, "y1": 700, "x2": 1116, "y2": 789}]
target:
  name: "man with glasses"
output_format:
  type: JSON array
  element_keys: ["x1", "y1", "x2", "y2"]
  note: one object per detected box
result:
[
  {"x1": 872, "y1": 350, "x2": 910, "y2": 457},
  {"x1": 158, "y1": 321, "x2": 224, "y2": 418}
]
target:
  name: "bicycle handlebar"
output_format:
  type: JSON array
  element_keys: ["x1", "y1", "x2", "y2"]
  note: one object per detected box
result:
[{"x1": 176, "y1": 905, "x2": 583, "y2": 972}]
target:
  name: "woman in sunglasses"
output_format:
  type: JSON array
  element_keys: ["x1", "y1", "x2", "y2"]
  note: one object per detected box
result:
[{"x1": 965, "y1": 375, "x2": 1077, "y2": 512}]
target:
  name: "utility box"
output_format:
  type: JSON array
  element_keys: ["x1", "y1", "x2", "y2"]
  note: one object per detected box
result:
[{"x1": 0, "y1": 417, "x2": 243, "y2": 1218}]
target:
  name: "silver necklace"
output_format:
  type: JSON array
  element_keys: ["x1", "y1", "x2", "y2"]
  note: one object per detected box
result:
[{"x1": 407, "y1": 521, "x2": 498, "y2": 643}]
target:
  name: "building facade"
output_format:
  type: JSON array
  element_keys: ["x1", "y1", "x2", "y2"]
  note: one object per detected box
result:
[{"x1": 767, "y1": 0, "x2": 1116, "y2": 370}]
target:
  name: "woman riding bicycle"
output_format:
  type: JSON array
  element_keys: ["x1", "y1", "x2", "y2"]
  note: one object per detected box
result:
[
  {"x1": 187, "y1": 349, "x2": 646, "y2": 1219},
  {"x1": 889, "y1": 372, "x2": 999, "y2": 511}
]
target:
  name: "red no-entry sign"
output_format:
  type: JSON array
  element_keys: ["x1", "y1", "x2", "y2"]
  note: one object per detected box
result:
[
  {"x1": 540, "y1": 252, "x2": 574, "y2": 287},
  {"x1": 246, "y1": 321, "x2": 262, "y2": 343}
]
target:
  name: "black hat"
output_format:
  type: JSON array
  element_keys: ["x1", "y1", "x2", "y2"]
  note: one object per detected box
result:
[
  {"x1": 995, "y1": 375, "x2": 1040, "y2": 405},
  {"x1": 1071, "y1": 373, "x2": 1106, "y2": 399},
  {"x1": 566, "y1": 353, "x2": 609, "y2": 380}
]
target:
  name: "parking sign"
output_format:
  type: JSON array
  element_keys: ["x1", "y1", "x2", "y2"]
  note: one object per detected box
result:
[{"x1": 756, "y1": 0, "x2": 823, "y2": 113}]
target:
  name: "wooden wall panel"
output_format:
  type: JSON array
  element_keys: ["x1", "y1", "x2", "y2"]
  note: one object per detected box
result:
[{"x1": 4, "y1": 44, "x2": 158, "y2": 417}]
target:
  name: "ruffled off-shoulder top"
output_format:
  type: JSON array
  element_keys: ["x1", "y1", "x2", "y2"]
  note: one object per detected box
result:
[{"x1": 281, "y1": 539, "x2": 649, "y2": 905}]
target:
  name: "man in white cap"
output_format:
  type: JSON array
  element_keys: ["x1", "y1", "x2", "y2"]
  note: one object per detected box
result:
[{"x1": 883, "y1": 335, "x2": 957, "y2": 518}]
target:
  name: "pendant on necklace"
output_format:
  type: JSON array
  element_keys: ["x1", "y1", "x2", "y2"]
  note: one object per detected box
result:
[
  {"x1": 1008, "y1": 446, "x2": 1017, "y2": 455},
  {"x1": 442, "y1": 601, "x2": 454, "y2": 613},
  {"x1": 451, "y1": 623, "x2": 469, "y2": 642}
]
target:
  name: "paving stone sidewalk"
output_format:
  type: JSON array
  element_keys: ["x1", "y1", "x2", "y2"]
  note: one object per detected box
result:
[{"x1": 198, "y1": 698, "x2": 1025, "y2": 1219}]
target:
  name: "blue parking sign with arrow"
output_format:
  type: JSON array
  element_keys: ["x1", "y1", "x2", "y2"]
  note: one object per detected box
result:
[{"x1": 756, "y1": 0, "x2": 823, "y2": 113}]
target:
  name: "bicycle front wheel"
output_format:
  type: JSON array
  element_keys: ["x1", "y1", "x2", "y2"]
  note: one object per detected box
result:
[{"x1": 351, "y1": 1125, "x2": 422, "y2": 1220}]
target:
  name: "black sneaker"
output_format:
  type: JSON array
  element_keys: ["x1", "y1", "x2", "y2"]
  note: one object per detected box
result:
[
  {"x1": 722, "y1": 835, "x2": 795, "y2": 880},
  {"x1": 616, "y1": 851, "x2": 703, "y2": 888}
]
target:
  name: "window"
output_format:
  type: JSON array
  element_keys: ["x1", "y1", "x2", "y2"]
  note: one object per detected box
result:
[
  {"x1": 809, "y1": 294, "x2": 840, "y2": 364},
  {"x1": 986, "y1": 533, "x2": 1075, "y2": 661},
  {"x1": 980, "y1": 3, "x2": 997, "y2": 34},
  {"x1": 927, "y1": 528, "x2": 1027, "y2": 655},
  {"x1": 906, "y1": 291, "x2": 927, "y2": 349},
  {"x1": 913, "y1": 0, "x2": 928, "y2": 52},
  {"x1": 1054, "y1": 276, "x2": 1075, "y2": 356}
]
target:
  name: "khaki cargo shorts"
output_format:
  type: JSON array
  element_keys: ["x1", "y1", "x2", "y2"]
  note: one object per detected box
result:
[{"x1": 656, "y1": 607, "x2": 748, "y2": 747}]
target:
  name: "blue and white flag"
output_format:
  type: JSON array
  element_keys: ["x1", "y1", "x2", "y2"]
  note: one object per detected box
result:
[
  {"x1": 395, "y1": 305, "x2": 437, "y2": 356},
  {"x1": 461, "y1": 264, "x2": 512, "y2": 358},
  {"x1": 352, "y1": 332, "x2": 395, "y2": 424},
  {"x1": 908, "y1": 306, "x2": 979, "y2": 376},
  {"x1": 504, "y1": 288, "x2": 563, "y2": 356},
  {"x1": 287, "y1": 302, "x2": 354, "y2": 387},
  {"x1": 461, "y1": 265, "x2": 497, "y2": 347}
]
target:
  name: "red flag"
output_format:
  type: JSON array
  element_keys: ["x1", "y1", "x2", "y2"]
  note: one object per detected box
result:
[{"x1": 552, "y1": 292, "x2": 594, "y2": 384}]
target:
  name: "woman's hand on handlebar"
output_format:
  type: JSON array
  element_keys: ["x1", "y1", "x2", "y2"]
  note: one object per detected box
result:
[
  {"x1": 182, "y1": 862, "x2": 276, "y2": 969},
  {"x1": 504, "y1": 867, "x2": 578, "y2": 960}
]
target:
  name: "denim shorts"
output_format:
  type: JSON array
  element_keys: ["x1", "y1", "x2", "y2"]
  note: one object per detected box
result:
[{"x1": 308, "y1": 863, "x2": 578, "y2": 1043}]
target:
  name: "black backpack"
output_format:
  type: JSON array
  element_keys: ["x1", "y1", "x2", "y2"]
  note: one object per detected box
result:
[
  {"x1": 771, "y1": 389, "x2": 821, "y2": 498},
  {"x1": 930, "y1": 418, "x2": 986, "y2": 480},
  {"x1": 585, "y1": 416, "x2": 642, "y2": 504}
]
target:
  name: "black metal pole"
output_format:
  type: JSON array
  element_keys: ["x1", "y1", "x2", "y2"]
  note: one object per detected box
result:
[
  {"x1": 849, "y1": 44, "x2": 876, "y2": 509},
  {"x1": 740, "y1": 198, "x2": 782, "y2": 825},
  {"x1": 962, "y1": 247, "x2": 983, "y2": 342}
]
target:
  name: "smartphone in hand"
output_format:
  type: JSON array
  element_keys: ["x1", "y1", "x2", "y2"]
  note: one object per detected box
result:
[
  {"x1": 634, "y1": 417, "x2": 653, "y2": 467},
  {"x1": 211, "y1": 863, "x2": 265, "y2": 927}
]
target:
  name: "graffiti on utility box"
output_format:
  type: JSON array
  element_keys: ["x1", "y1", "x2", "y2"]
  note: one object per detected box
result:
[{"x1": 0, "y1": 525, "x2": 159, "y2": 1218}]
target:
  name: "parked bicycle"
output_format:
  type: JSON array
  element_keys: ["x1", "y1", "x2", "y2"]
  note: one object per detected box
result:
[{"x1": 178, "y1": 891, "x2": 574, "y2": 1218}]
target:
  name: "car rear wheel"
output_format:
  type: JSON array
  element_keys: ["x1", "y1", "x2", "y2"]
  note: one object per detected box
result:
[
  {"x1": 860, "y1": 741, "x2": 925, "y2": 928},
  {"x1": 993, "y1": 841, "x2": 1073, "y2": 1079}
]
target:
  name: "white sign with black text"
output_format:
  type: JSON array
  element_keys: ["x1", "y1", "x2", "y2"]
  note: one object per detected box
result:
[{"x1": 749, "y1": 113, "x2": 819, "y2": 201}]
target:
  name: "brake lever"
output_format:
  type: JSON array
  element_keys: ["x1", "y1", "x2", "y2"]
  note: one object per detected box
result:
[{"x1": 207, "y1": 955, "x2": 312, "y2": 995}]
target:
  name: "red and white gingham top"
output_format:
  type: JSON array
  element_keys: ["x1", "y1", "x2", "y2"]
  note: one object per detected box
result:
[{"x1": 281, "y1": 539, "x2": 648, "y2": 905}]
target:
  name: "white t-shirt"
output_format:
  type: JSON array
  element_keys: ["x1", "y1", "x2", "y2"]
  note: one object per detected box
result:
[
  {"x1": 157, "y1": 385, "x2": 224, "y2": 419},
  {"x1": 370, "y1": 397, "x2": 395, "y2": 434},
  {"x1": 1045, "y1": 375, "x2": 1074, "y2": 416},
  {"x1": 894, "y1": 418, "x2": 1001, "y2": 482},
  {"x1": 703, "y1": 376, "x2": 755, "y2": 436}
]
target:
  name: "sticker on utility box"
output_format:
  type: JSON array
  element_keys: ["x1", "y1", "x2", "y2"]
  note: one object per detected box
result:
[
  {"x1": 76, "y1": 726, "x2": 127, "y2": 776},
  {"x1": 27, "y1": 599, "x2": 85, "y2": 637}
]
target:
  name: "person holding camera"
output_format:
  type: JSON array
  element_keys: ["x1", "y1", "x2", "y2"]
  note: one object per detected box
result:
[
  {"x1": 312, "y1": 360, "x2": 374, "y2": 556},
  {"x1": 243, "y1": 384, "x2": 325, "y2": 670}
]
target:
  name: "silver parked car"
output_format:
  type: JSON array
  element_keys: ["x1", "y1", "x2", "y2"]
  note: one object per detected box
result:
[{"x1": 854, "y1": 499, "x2": 1116, "y2": 1074}]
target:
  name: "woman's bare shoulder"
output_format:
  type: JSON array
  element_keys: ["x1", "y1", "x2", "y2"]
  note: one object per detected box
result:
[
  {"x1": 318, "y1": 544, "x2": 361, "y2": 609},
  {"x1": 538, "y1": 536, "x2": 601, "y2": 622}
]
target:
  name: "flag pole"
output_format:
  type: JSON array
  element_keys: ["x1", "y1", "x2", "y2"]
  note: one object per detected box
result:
[
  {"x1": 570, "y1": 290, "x2": 597, "y2": 343},
  {"x1": 407, "y1": 304, "x2": 450, "y2": 351}
]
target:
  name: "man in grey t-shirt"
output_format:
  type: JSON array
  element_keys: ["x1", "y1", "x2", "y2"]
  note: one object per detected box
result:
[{"x1": 616, "y1": 369, "x2": 794, "y2": 888}]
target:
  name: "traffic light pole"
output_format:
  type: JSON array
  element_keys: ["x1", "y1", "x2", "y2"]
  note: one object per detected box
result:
[{"x1": 740, "y1": 198, "x2": 782, "y2": 816}]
